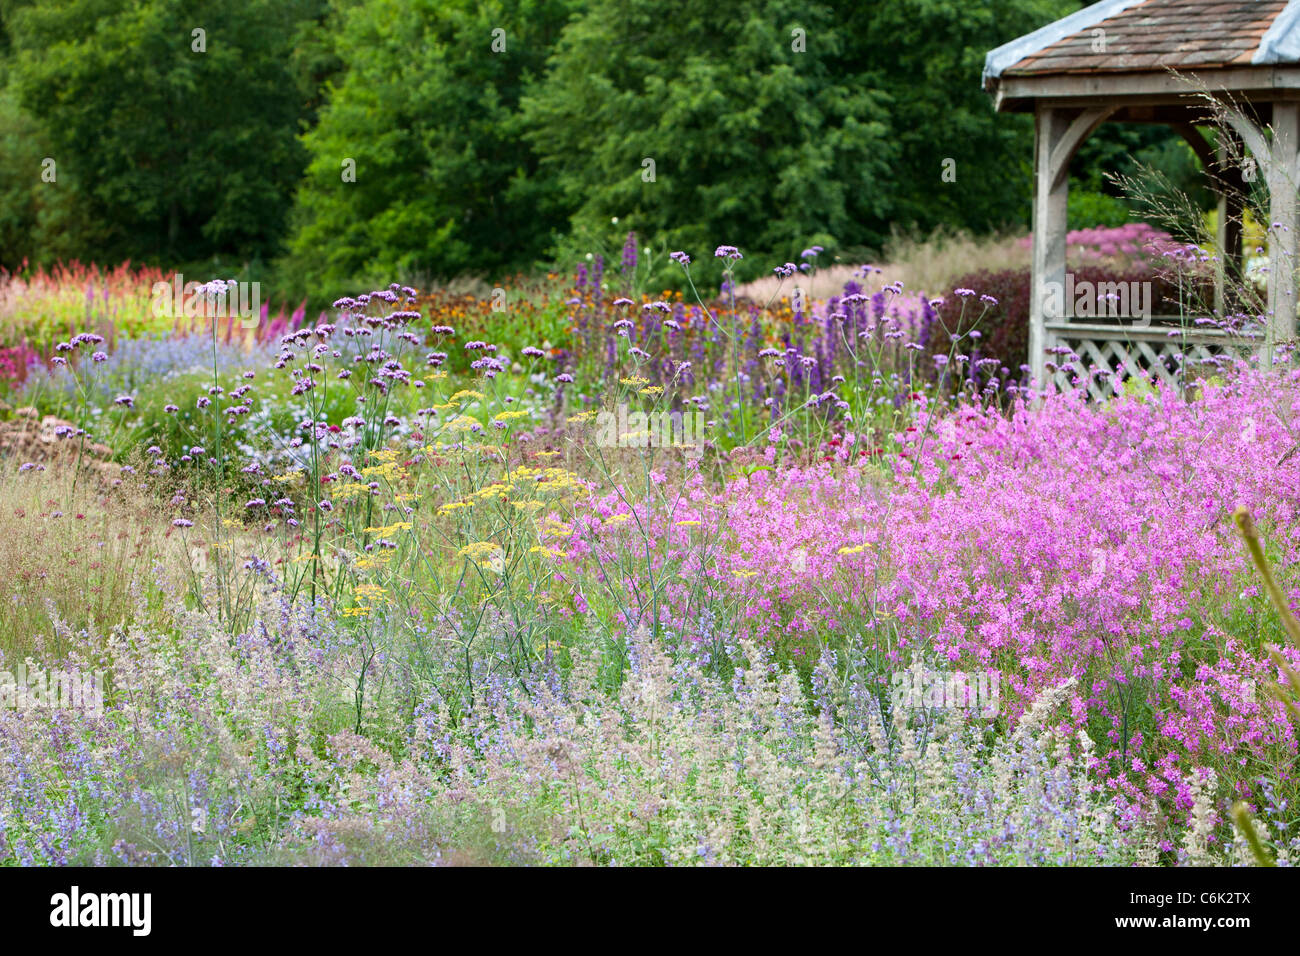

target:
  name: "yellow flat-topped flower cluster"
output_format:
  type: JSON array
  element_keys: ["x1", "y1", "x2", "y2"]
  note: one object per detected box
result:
[
  {"x1": 444, "y1": 414, "x2": 481, "y2": 432},
  {"x1": 363, "y1": 521, "x2": 412, "y2": 535},
  {"x1": 505, "y1": 464, "x2": 587, "y2": 496},
  {"x1": 334, "y1": 481, "x2": 378, "y2": 501},
  {"x1": 539, "y1": 517, "x2": 573, "y2": 538},
  {"x1": 361, "y1": 448, "x2": 407, "y2": 482},
  {"x1": 354, "y1": 552, "x2": 394, "y2": 570},
  {"x1": 458, "y1": 540, "x2": 505, "y2": 573}
]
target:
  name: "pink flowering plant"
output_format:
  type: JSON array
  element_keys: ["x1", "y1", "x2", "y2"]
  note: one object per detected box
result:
[{"x1": 4, "y1": 234, "x2": 1300, "y2": 866}]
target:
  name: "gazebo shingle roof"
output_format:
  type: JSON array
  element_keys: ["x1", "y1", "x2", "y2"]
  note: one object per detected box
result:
[
  {"x1": 985, "y1": 0, "x2": 1300, "y2": 88},
  {"x1": 1008, "y1": 0, "x2": 1288, "y2": 75},
  {"x1": 1008, "y1": 0, "x2": 1284, "y2": 75}
]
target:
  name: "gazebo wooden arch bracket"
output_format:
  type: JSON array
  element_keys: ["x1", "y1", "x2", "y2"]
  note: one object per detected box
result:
[{"x1": 985, "y1": 0, "x2": 1300, "y2": 393}]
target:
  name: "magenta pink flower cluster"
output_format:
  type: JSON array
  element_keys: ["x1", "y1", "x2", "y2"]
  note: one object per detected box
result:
[
  {"x1": 559, "y1": 363, "x2": 1300, "y2": 814},
  {"x1": 1018, "y1": 222, "x2": 1176, "y2": 264}
]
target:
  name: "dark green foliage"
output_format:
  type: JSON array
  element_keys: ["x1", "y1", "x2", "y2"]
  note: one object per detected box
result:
[
  {"x1": 0, "y1": 0, "x2": 313, "y2": 267},
  {"x1": 279, "y1": 0, "x2": 577, "y2": 298},
  {"x1": 0, "y1": 0, "x2": 1185, "y2": 287},
  {"x1": 1068, "y1": 190, "x2": 1133, "y2": 229},
  {"x1": 519, "y1": 0, "x2": 896, "y2": 279},
  {"x1": 840, "y1": 0, "x2": 1078, "y2": 239}
]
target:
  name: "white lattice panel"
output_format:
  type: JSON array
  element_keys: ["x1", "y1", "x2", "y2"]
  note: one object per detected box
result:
[{"x1": 1043, "y1": 322, "x2": 1259, "y2": 401}]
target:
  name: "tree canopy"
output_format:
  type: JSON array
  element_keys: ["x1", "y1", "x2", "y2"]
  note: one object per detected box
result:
[
  {"x1": 0, "y1": 0, "x2": 1197, "y2": 294},
  {"x1": 1, "y1": 0, "x2": 312, "y2": 266}
]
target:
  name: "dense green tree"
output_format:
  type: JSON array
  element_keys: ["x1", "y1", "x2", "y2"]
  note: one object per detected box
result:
[
  {"x1": 280, "y1": 0, "x2": 576, "y2": 295},
  {"x1": 840, "y1": 0, "x2": 1078, "y2": 239},
  {"x1": 0, "y1": 86, "x2": 98, "y2": 268},
  {"x1": 1, "y1": 0, "x2": 312, "y2": 266},
  {"x1": 519, "y1": 0, "x2": 896, "y2": 277},
  {"x1": 2, "y1": 0, "x2": 1169, "y2": 285},
  {"x1": 288, "y1": 0, "x2": 361, "y2": 132},
  {"x1": 845, "y1": 0, "x2": 1212, "y2": 239}
]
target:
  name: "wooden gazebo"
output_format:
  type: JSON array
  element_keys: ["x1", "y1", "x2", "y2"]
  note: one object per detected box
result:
[{"x1": 984, "y1": 0, "x2": 1300, "y2": 395}]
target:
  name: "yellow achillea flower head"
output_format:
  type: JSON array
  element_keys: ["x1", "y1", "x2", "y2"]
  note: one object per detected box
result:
[
  {"x1": 363, "y1": 521, "x2": 412, "y2": 535},
  {"x1": 445, "y1": 415, "x2": 481, "y2": 432},
  {"x1": 458, "y1": 541, "x2": 505, "y2": 573},
  {"x1": 361, "y1": 460, "x2": 403, "y2": 480},
  {"x1": 539, "y1": 517, "x2": 573, "y2": 538},
  {"x1": 619, "y1": 376, "x2": 649, "y2": 386},
  {"x1": 733, "y1": 570, "x2": 760, "y2": 579},
  {"x1": 506, "y1": 465, "x2": 587, "y2": 498},
  {"x1": 354, "y1": 583, "x2": 387, "y2": 602},
  {"x1": 837, "y1": 545, "x2": 867, "y2": 555},
  {"x1": 470, "y1": 482, "x2": 514, "y2": 501},
  {"x1": 334, "y1": 481, "x2": 374, "y2": 500},
  {"x1": 675, "y1": 520, "x2": 702, "y2": 527}
]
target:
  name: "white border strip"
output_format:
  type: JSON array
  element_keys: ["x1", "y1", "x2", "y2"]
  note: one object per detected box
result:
[
  {"x1": 1255, "y1": 0, "x2": 1300, "y2": 63},
  {"x1": 983, "y1": 0, "x2": 1150, "y2": 84}
]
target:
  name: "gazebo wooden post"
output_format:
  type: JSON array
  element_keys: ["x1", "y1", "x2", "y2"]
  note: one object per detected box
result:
[
  {"x1": 1267, "y1": 100, "x2": 1300, "y2": 356},
  {"x1": 1030, "y1": 106, "x2": 1110, "y2": 388},
  {"x1": 1030, "y1": 106, "x2": 1071, "y2": 388}
]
